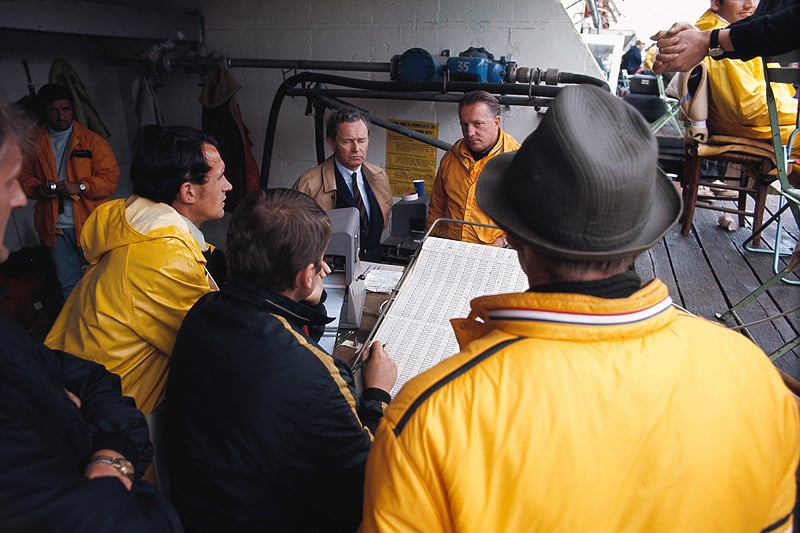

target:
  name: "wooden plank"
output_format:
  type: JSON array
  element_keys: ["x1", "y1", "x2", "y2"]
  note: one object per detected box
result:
[
  {"x1": 690, "y1": 198, "x2": 800, "y2": 375},
  {"x1": 636, "y1": 228, "x2": 683, "y2": 306},
  {"x1": 662, "y1": 217, "x2": 728, "y2": 320}
]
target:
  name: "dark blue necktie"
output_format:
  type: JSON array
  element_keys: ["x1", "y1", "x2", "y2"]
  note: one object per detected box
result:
[{"x1": 351, "y1": 171, "x2": 369, "y2": 233}]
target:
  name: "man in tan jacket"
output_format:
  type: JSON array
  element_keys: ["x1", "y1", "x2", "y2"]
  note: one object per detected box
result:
[{"x1": 294, "y1": 109, "x2": 392, "y2": 262}]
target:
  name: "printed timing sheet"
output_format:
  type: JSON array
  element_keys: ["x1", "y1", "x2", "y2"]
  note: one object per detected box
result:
[{"x1": 373, "y1": 237, "x2": 528, "y2": 396}]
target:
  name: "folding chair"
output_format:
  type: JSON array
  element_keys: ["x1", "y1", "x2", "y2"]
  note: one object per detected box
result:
[
  {"x1": 740, "y1": 52, "x2": 800, "y2": 282},
  {"x1": 650, "y1": 74, "x2": 683, "y2": 135},
  {"x1": 677, "y1": 63, "x2": 777, "y2": 245},
  {"x1": 716, "y1": 50, "x2": 800, "y2": 362}
]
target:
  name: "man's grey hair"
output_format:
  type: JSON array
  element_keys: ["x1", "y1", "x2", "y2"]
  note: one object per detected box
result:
[{"x1": 326, "y1": 108, "x2": 370, "y2": 140}]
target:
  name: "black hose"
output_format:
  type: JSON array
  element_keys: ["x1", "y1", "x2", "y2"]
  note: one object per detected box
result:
[
  {"x1": 309, "y1": 92, "x2": 454, "y2": 152},
  {"x1": 556, "y1": 71, "x2": 609, "y2": 89},
  {"x1": 285, "y1": 87, "x2": 561, "y2": 104},
  {"x1": 313, "y1": 101, "x2": 326, "y2": 164},
  {"x1": 260, "y1": 80, "x2": 289, "y2": 189},
  {"x1": 260, "y1": 70, "x2": 605, "y2": 188}
]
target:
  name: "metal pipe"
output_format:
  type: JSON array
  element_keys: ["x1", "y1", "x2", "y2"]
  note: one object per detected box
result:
[
  {"x1": 110, "y1": 51, "x2": 608, "y2": 91},
  {"x1": 163, "y1": 55, "x2": 391, "y2": 73},
  {"x1": 227, "y1": 58, "x2": 391, "y2": 72},
  {"x1": 284, "y1": 87, "x2": 556, "y2": 108},
  {"x1": 275, "y1": 71, "x2": 596, "y2": 95}
]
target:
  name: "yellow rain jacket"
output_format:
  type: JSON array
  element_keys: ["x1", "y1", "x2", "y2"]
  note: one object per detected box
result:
[
  {"x1": 45, "y1": 196, "x2": 213, "y2": 414},
  {"x1": 697, "y1": 9, "x2": 797, "y2": 141},
  {"x1": 361, "y1": 280, "x2": 799, "y2": 532},
  {"x1": 426, "y1": 129, "x2": 519, "y2": 245}
]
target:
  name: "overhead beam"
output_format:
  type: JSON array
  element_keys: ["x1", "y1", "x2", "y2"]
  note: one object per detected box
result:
[{"x1": 0, "y1": 0, "x2": 203, "y2": 42}]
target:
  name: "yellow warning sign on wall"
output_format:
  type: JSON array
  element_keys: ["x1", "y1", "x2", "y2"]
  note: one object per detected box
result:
[{"x1": 385, "y1": 119, "x2": 439, "y2": 197}]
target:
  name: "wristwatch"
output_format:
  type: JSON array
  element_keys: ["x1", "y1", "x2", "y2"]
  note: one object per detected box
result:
[
  {"x1": 87, "y1": 455, "x2": 135, "y2": 480},
  {"x1": 78, "y1": 182, "x2": 86, "y2": 193},
  {"x1": 708, "y1": 29, "x2": 724, "y2": 58}
]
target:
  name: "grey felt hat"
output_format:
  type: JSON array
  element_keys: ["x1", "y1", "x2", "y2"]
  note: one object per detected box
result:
[{"x1": 477, "y1": 84, "x2": 681, "y2": 261}]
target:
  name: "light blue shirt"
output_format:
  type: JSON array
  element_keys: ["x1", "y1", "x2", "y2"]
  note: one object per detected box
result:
[{"x1": 49, "y1": 124, "x2": 74, "y2": 228}]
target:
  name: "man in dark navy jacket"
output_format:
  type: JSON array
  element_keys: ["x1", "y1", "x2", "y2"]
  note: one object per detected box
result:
[
  {"x1": 0, "y1": 101, "x2": 181, "y2": 531},
  {"x1": 165, "y1": 188, "x2": 397, "y2": 532},
  {"x1": 653, "y1": 0, "x2": 800, "y2": 73}
]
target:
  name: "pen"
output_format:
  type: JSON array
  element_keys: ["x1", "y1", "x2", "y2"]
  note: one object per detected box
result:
[{"x1": 352, "y1": 342, "x2": 387, "y2": 372}]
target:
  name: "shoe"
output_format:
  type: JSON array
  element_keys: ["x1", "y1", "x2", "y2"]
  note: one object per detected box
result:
[{"x1": 710, "y1": 179, "x2": 738, "y2": 198}]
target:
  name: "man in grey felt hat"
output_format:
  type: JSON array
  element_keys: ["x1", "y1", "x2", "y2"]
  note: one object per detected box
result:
[{"x1": 361, "y1": 85, "x2": 799, "y2": 532}]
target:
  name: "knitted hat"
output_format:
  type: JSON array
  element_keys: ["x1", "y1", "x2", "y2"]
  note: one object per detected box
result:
[{"x1": 477, "y1": 84, "x2": 681, "y2": 261}]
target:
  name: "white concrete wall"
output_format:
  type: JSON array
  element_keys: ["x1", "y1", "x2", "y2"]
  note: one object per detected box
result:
[
  {"x1": 0, "y1": 29, "x2": 139, "y2": 251},
  {"x1": 196, "y1": 0, "x2": 602, "y2": 189},
  {"x1": 1, "y1": 0, "x2": 602, "y2": 252}
]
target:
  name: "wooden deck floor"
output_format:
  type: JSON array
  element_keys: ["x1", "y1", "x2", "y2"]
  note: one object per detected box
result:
[{"x1": 635, "y1": 193, "x2": 800, "y2": 379}]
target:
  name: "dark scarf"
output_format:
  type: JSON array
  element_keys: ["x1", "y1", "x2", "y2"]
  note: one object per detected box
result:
[{"x1": 529, "y1": 271, "x2": 642, "y2": 299}]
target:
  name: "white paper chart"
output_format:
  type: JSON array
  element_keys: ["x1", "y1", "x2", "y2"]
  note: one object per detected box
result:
[{"x1": 372, "y1": 237, "x2": 529, "y2": 397}]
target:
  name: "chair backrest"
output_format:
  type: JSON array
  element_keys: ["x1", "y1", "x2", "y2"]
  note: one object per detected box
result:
[
  {"x1": 650, "y1": 74, "x2": 684, "y2": 136},
  {"x1": 762, "y1": 51, "x2": 800, "y2": 197},
  {"x1": 675, "y1": 62, "x2": 709, "y2": 143}
]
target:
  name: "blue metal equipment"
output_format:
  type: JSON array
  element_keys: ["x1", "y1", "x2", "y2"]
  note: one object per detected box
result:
[
  {"x1": 446, "y1": 47, "x2": 516, "y2": 83},
  {"x1": 390, "y1": 46, "x2": 517, "y2": 83},
  {"x1": 390, "y1": 47, "x2": 449, "y2": 82}
]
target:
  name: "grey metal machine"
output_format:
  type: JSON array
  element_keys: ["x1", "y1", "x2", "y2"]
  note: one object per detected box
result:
[
  {"x1": 380, "y1": 195, "x2": 429, "y2": 264},
  {"x1": 322, "y1": 208, "x2": 366, "y2": 340}
]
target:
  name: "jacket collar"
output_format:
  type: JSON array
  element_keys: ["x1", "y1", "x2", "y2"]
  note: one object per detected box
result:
[
  {"x1": 451, "y1": 279, "x2": 675, "y2": 349},
  {"x1": 321, "y1": 157, "x2": 338, "y2": 193},
  {"x1": 222, "y1": 280, "x2": 334, "y2": 327},
  {"x1": 455, "y1": 127, "x2": 508, "y2": 163}
]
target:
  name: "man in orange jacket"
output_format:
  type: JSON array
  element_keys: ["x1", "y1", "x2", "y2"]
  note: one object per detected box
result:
[
  {"x1": 19, "y1": 84, "x2": 119, "y2": 301},
  {"x1": 425, "y1": 91, "x2": 519, "y2": 246}
]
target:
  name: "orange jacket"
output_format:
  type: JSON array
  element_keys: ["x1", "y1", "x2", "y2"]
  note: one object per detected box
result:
[
  {"x1": 426, "y1": 128, "x2": 519, "y2": 244},
  {"x1": 19, "y1": 121, "x2": 119, "y2": 248}
]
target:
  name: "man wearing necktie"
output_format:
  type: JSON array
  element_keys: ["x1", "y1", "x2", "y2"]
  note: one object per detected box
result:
[{"x1": 294, "y1": 109, "x2": 392, "y2": 262}]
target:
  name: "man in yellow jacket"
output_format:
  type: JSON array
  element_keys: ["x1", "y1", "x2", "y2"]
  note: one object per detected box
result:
[
  {"x1": 46, "y1": 126, "x2": 232, "y2": 415},
  {"x1": 361, "y1": 85, "x2": 799, "y2": 532},
  {"x1": 696, "y1": 0, "x2": 799, "y2": 185},
  {"x1": 425, "y1": 91, "x2": 519, "y2": 246}
]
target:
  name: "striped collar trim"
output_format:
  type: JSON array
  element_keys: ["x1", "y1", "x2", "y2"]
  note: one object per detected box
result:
[{"x1": 487, "y1": 295, "x2": 673, "y2": 326}]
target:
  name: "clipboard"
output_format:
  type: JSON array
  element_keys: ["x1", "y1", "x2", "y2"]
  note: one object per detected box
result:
[{"x1": 352, "y1": 219, "x2": 528, "y2": 397}]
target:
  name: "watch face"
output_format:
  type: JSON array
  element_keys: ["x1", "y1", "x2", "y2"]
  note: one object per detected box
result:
[
  {"x1": 113, "y1": 457, "x2": 135, "y2": 478},
  {"x1": 709, "y1": 48, "x2": 724, "y2": 58}
]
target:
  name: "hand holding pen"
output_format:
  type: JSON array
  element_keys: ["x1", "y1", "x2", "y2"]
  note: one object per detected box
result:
[{"x1": 358, "y1": 341, "x2": 397, "y2": 394}]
